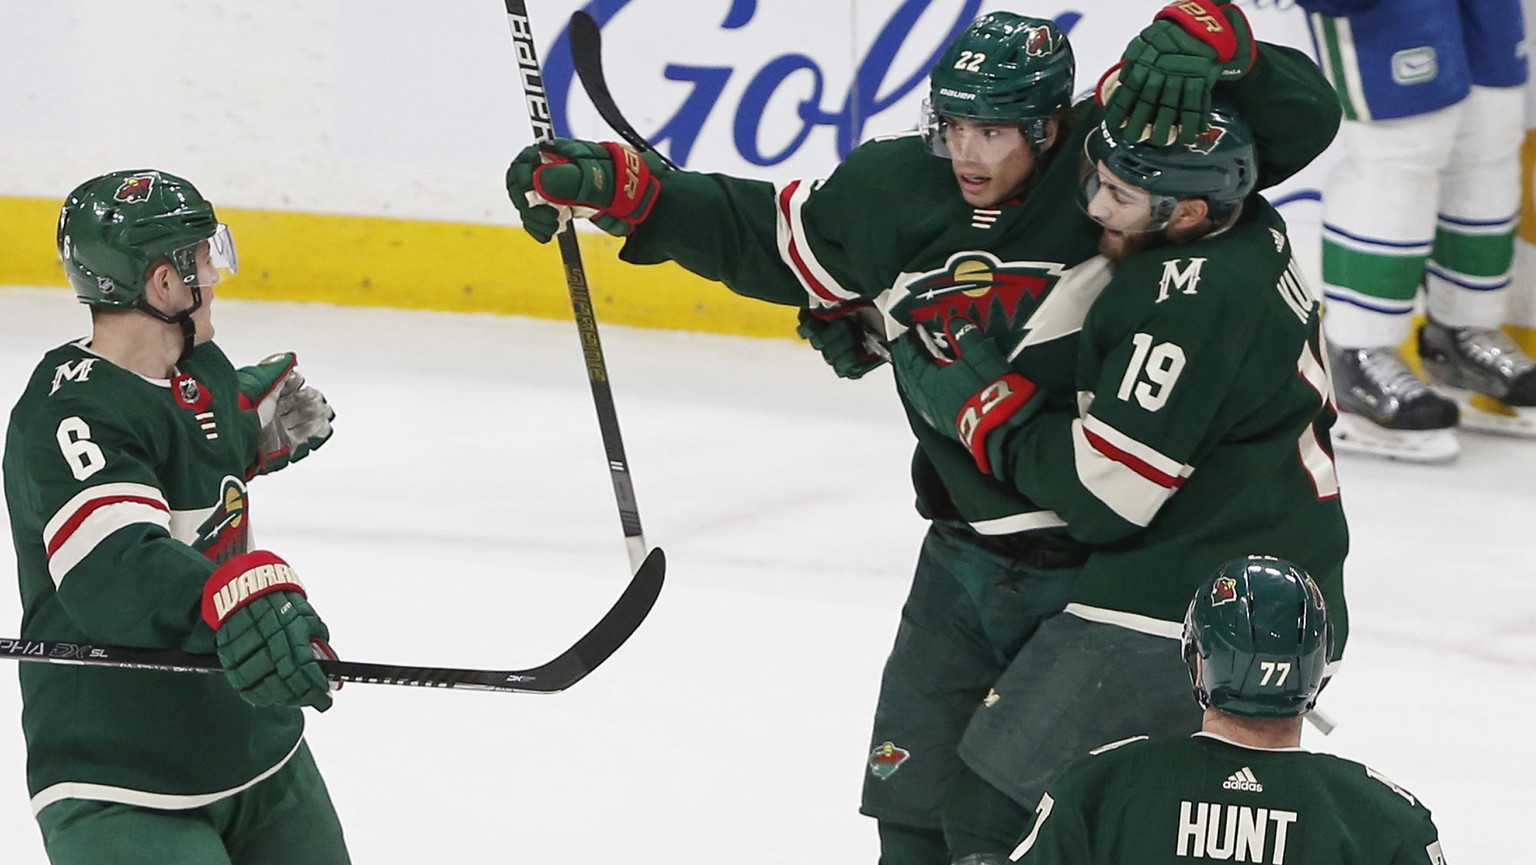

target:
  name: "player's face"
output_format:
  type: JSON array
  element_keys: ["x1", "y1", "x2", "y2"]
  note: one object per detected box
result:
[
  {"x1": 188, "y1": 242, "x2": 217, "y2": 343},
  {"x1": 944, "y1": 118, "x2": 1036, "y2": 208},
  {"x1": 1085, "y1": 162, "x2": 1164, "y2": 262}
]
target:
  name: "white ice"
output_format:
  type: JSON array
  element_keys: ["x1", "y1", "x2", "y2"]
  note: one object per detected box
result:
[{"x1": 0, "y1": 287, "x2": 1530, "y2": 863}]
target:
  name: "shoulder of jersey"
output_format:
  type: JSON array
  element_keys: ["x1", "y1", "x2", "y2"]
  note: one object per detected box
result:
[
  {"x1": 1113, "y1": 200, "x2": 1291, "y2": 306},
  {"x1": 1318, "y1": 753, "x2": 1436, "y2": 818},
  {"x1": 836, "y1": 131, "x2": 951, "y2": 192}
]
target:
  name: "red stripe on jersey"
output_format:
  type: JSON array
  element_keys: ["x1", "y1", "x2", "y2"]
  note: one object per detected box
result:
[
  {"x1": 46, "y1": 495, "x2": 170, "y2": 557},
  {"x1": 777, "y1": 181, "x2": 842, "y2": 304},
  {"x1": 1083, "y1": 428, "x2": 1186, "y2": 490}
]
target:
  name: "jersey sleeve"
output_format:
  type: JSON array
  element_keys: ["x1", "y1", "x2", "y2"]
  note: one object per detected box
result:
[
  {"x1": 991, "y1": 269, "x2": 1266, "y2": 544},
  {"x1": 17, "y1": 396, "x2": 216, "y2": 651},
  {"x1": 1009, "y1": 790, "x2": 1094, "y2": 864},
  {"x1": 619, "y1": 157, "x2": 874, "y2": 310},
  {"x1": 1219, "y1": 42, "x2": 1343, "y2": 189}
]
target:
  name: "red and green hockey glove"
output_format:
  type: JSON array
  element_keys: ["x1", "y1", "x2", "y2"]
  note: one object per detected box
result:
[
  {"x1": 202, "y1": 551, "x2": 336, "y2": 712},
  {"x1": 796, "y1": 302, "x2": 891, "y2": 380},
  {"x1": 237, "y1": 352, "x2": 334, "y2": 477},
  {"x1": 890, "y1": 320, "x2": 1041, "y2": 476},
  {"x1": 505, "y1": 138, "x2": 664, "y2": 242},
  {"x1": 1101, "y1": 0, "x2": 1256, "y2": 145}
]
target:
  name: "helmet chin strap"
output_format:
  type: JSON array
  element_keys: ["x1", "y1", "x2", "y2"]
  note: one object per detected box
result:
[
  {"x1": 133, "y1": 278, "x2": 204, "y2": 367},
  {"x1": 174, "y1": 316, "x2": 197, "y2": 364}
]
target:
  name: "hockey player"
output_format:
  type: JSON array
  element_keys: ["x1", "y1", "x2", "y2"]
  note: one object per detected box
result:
[
  {"x1": 1008, "y1": 556, "x2": 1444, "y2": 865},
  {"x1": 888, "y1": 105, "x2": 1348, "y2": 861},
  {"x1": 506, "y1": 5, "x2": 1341, "y2": 862},
  {"x1": 1302, "y1": 0, "x2": 1536, "y2": 461},
  {"x1": 3, "y1": 170, "x2": 349, "y2": 864}
]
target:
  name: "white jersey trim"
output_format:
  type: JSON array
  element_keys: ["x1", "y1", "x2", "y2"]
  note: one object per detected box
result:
[
  {"x1": 1193, "y1": 731, "x2": 1309, "y2": 753},
  {"x1": 1072, "y1": 416, "x2": 1191, "y2": 527},
  {"x1": 43, "y1": 483, "x2": 171, "y2": 588},
  {"x1": 774, "y1": 179, "x2": 860, "y2": 307},
  {"x1": 31, "y1": 737, "x2": 303, "y2": 815},
  {"x1": 1064, "y1": 603, "x2": 1182, "y2": 639},
  {"x1": 968, "y1": 510, "x2": 1068, "y2": 535}
]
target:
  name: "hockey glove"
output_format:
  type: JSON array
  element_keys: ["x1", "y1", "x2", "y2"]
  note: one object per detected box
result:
[
  {"x1": 202, "y1": 551, "x2": 335, "y2": 712},
  {"x1": 506, "y1": 139, "x2": 664, "y2": 242},
  {"x1": 238, "y1": 352, "x2": 334, "y2": 477},
  {"x1": 1101, "y1": 0, "x2": 1256, "y2": 146},
  {"x1": 890, "y1": 320, "x2": 1040, "y2": 476},
  {"x1": 796, "y1": 302, "x2": 890, "y2": 380}
]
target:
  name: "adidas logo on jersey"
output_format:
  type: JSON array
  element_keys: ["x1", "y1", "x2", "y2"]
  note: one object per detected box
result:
[{"x1": 1222, "y1": 766, "x2": 1263, "y2": 792}]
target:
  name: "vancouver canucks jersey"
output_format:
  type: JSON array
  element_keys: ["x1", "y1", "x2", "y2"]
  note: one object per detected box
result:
[
  {"x1": 3, "y1": 339, "x2": 303, "y2": 810},
  {"x1": 990, "y1": 199, "x2": 1350, "y2": 652},
  {"x1": 621, "y1": 43, "x2": 1342, "y2": 538},
  {"x1": 1010, "y1": 733, "x2": 1445, "y2": 865}
]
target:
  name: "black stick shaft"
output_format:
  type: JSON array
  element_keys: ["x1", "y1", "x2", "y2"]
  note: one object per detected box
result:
[
  {"x1": 0, "y1": 549, "x2": 665, "y2": 694},
  {"x1": 504, "y1": 0, "x2": 648, "y2": 571}
]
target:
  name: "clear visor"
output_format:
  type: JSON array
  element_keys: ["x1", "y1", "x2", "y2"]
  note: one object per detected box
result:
[
  {"x1": 172, "y1": 223, "x2": 239, "y2": 288},
  {"x1": 920, "y1": 99, "x2": 1036, "y2": 163},
  {"x1": 1077, "y1": 157, "x2": 1177, "y2": 235}
]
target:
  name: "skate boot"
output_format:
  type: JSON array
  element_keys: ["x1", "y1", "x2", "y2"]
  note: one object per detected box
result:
[
  {"x1": 1418, "y1": 320, "x2": 1536, "y2": 438},
  {"x1": 1328, "y1": 344, "x2": 1459, "y2": 463}
]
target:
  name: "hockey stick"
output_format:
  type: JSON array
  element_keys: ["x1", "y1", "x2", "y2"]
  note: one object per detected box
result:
[
  {"x1": 504, "y1": 0, "x2": 654, "y2": 573},
  {"x1": 0, "y1": 549, "x2": 663, "y2": 694},
  {"x1": 568, "y1": 12, "x2": 892, "y2": 363},
  {"x1": 567, "y1": 11, "x2": 678, "y2": 169}
]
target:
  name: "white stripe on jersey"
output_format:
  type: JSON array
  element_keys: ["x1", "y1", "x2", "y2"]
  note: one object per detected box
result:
[
  {"x1": 1296, "y1": 342, "x2": 1342, "y2": 499},
  {"x1": 43, "y1": 482, "x2": 170, "y2": 588},
  {"x1": 774, "y1": 179, "x2": 861, "y2": 307},
  {"x1": 968, "y1": 510, "x2": 1068, "y2": 535},
  {"x1": 1072, "y1": 415, "x2": 1192, "y2": 527}
]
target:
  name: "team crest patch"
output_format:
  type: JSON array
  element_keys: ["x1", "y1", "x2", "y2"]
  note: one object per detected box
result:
[
  {"x1": 195, "y1": 475, "x2": 250, "y2": 564},
  {"x1": 891, "y1": 252, "x2": 1063, "y2": 336},
  {"x1": 868, "y1": 741, "x2": 911, "y2": 780},
  {"x1": 113, "y1": 174, "x2": 155, "y2": 204},
  {"x1": 1210, "y1": 576, "x2": 1239, "y2": 607},
  {"x1": 1187, "y1": 126, "x2": 1227, "y2": 155},
  {"x1": 1021, "y1": 24, "x2": 1059, "y2": 57}
]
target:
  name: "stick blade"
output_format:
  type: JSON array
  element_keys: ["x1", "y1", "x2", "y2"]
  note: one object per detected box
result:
[
  {"x1": 569, "y1": 11, "x2": 677, "y2": 168},
  {"x1": 517, "y1": 546, "x2": 666, "y2": 690}
]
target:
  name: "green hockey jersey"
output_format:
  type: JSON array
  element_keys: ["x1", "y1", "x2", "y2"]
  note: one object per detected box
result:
[
  {"x1": 1009, "y1": 732, "x2": 1446, "y2": 865},
  {"x1": 4, "y1": 339, "x2": 304, "y2": 811},
  {"x1": 990, "y1": 199, "x2": 1350, "y2": 653},
  {"x1": 621, "y1": 43, "x2": 1342, "y2": 540}
]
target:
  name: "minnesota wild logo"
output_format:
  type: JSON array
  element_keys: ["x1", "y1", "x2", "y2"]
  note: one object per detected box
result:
[
  {"x1": 195, "y1": 476, "x2": 250, "y2": 564},
  {"x1": 868, "y1": 741, "x2": 912, "y2": 781},
  {"x1": 113, "y1": 174, "x2": 155, "y2": 204},
  {"x1": 890, "y1": 252, "x2": 1064, "y2": 336}
]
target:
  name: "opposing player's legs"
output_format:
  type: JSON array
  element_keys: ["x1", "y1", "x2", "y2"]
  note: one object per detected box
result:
[
  {"x1": 861, "y1": 524, "x2": 1076, "y2": 864},
  {"x1": 952, "y1": 613, "x2": 1201, "y2": 853},
  {"x1": 1321, "y1": 108, "x2": 1462, "y2": 461},
  {"x1": 1420, "y1": 84, "x2": 1536, "y2": 429}
]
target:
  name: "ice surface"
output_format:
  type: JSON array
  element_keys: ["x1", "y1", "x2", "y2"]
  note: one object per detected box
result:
[{"x1": 0, "y1": 287, "x2": 1529, "y2": 862}]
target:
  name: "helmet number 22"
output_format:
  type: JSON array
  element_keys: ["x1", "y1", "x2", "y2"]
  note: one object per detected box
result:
[
  {"x1": 953, "y1": 51, "x2": 987, "y2": 72},
  {"x1": 56, "y1": 416, "x2": 106, "y2": 482}
]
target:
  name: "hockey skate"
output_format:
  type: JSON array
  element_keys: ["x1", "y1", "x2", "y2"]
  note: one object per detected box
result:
[
  {"x1": 1418, "y1": 320, "x2": 1536, "y2": 439},
  {"x1": 1328, "y1": 344, "x2": 1460, "y2": 463}
]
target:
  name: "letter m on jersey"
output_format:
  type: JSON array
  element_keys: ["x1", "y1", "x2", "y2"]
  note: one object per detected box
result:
[
  {"x1": 1157, "y1": 258, "x2": 1207, "y2": 303},
  {"x1": 50, "y1": 359, "x2": 97, "y2": 396}
]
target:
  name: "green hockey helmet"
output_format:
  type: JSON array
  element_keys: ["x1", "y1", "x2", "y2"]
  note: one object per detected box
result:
[
  {"x1": 1082, "y1": 105, "x2": 1257, "y2": 226},
  {"x1": 56, "y1": 170, "x2": 237, "y2": 315},
  {"x1": 1182, "y1": 556, "x2": 1332, "y2": 719},
  {"x1": 922, "y1": 13, "x2": 1076, "y2": 154}
]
